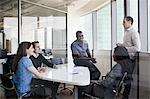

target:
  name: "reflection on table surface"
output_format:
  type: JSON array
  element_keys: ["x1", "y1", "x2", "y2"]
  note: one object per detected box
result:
[{"x1": 43, "y1": 64, "x2": 90, "y2": 86}]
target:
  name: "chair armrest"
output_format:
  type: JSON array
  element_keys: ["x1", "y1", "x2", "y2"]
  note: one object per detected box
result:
[
  {"x1": 90, "y1": 79, "x2": 104, "y2": 87},
  {"x1": 90, "y1": 80, "x2": 99, "y2": 84},
  {"x1": 102, "y1": 76, "x2": 106, "y2": 80}
]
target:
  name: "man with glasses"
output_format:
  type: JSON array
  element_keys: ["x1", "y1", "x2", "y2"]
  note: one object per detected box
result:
[{"x1": 71, "y1": 31, "x2": 101, "y2": 80}]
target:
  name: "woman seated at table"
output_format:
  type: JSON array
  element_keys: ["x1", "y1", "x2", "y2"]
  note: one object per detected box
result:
[
  {"x1": 101, "y1": 46, "x2": 133, "y2": 99},
  {"x1": 12, "y1": 41, "x2": 48, "y2": 98},
  {"x1": 79, "y1": 46, "x2": 133, "y2": 99}
]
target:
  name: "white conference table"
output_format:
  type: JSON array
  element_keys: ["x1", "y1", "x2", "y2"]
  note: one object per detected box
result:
[{"x1": 43, "y1": 64, "x2": 90, "y2": 99}]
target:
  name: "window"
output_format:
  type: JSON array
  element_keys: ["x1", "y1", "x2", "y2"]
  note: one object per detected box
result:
[
  {"x1": 21, "y1": 17, "x2": 37, "y2": 42},
  {"x1": 1, "y1": 0, "x2": 18, "y2": 54},
  {"x1": 80, "y1": 14, "x2": 93, "y2": 49},
  {"x1": 116, "y1": 0, "x2": 124, "y2": 43},
  {"x1": 129, "y1": 0, "x2": 138, "y2": 31},
  {"x1": 97, "y1": 4, "x2": 111, "y2": 50},
  {"x1": 36, "y1": 28, "x2": 45, "y2": 49},
  {"x1": 4, "y1": 17, "x2": 18, "y2": 54},
  {"x1": 21, "y1": 2, "x2": 66, "y2": 50}
]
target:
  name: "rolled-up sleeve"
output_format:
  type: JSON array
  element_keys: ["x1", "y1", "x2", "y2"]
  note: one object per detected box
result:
[{"x1": 71, "y1": 43, "x2": 79, "y2": 55}]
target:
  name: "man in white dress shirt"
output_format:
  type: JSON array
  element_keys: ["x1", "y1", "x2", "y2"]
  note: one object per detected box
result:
[{"x1": 117, "y1": 16, "x2": 141, "y2": 61}]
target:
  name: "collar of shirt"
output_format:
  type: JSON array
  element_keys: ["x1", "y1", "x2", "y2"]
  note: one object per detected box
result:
[
  {"x1": 125, "y1": 26, "x2": 133, "y2": 32},
  {"x1": 33, "y1": 53, "x2": 39, "y2": 58}
]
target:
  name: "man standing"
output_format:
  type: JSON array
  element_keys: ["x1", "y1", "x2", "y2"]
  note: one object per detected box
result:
[
  {"x1": 117, "y1": 16, "x2": 141, "y2": 61},
  {"x1": 71, "y1": 31, "x2": 100, "y2": 80}
]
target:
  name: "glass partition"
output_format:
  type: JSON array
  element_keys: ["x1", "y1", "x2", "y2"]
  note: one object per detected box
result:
[
  {"x1": 0, "y1": 0, "x2": 18, "y2": 54},
  {"x1": 21, "y1": 1, "x2": 66, "y2": 50},
  {"x1": 21, "y1": 1, "x2": 67, "y2": 60}
]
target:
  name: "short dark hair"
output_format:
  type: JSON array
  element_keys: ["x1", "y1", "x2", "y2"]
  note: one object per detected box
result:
[
  {"x1": 124, "y1": 16, "x2": 134, "y2": 25},
  {"x1": 32, "y1": 41, "x2": 39, "y2": 49},
  {"x1": 113, "y1": 46, "x2": 130, "y2": 61},
  {"x1": 76, "y1": 31, "x2": 82, "y2": 37}
]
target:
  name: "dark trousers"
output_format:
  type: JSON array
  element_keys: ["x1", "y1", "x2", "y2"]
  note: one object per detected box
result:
[
  {"x1": 31, "y1": 78, "x2": 60, "y2": 98},
  {"x1": 74, "y1": 59, "x2": 101, "y2": 80}
]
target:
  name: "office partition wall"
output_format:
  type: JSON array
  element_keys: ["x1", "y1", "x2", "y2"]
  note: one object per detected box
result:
[
  {"x1": 0, "y1": 0, "x2": 18, "y2": 54},
  {"x1": 21, "y1": 1, "x2": 67, "y2": 60}
]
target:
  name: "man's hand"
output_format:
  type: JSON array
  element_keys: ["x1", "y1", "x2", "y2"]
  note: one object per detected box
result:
[
  {"x1": 53, "y1": 64, "x2": 58, "y2": 69},
  {"x1": 91, "y1": 58, "x2": 97, "y2": 63},
  {"x1": 38, "y1": 67, "x2": 48, "y2": 73}
]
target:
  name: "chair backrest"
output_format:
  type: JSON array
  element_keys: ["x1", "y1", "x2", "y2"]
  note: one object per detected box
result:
[
  {"x1": 42, "y1": 49, "x2": 52, "y2": 56},
  {"x1": 0, "y1": 74, "x2": 14, "y2": 90},
  {"x1": 0, "y1": 73, "x2": 23, "y2": 99},
  {"x1": 3, "y1": 54, "x2": 15, "y2": 74},
  {"x1": 113, "y1": 72, "x2": 127, "y2": 96},
  {"x1": 0, "y1": 49, "x2": 7, "y2": 59},
  {"x1": 51, "y1": 58, "x2": 63, "y2": 65}
]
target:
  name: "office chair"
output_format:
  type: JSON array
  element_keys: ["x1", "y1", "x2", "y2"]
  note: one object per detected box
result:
[
  {"x1": 113, "y1": 72, "x2": 127, "y2": 97},
  {"x1": 3, "y1": 54, "x2": 16, "y2": 75},
  {"x1": 0, "y1": 73, "x2": 21, "y2": 99},
  {"x1": 51, "y1": 57, "x2": 63, "y2": 65},
  {"x1": 81, "y1": 72, "x2": 129, "y2": 99},
  {"x1": 51, "y1": 58, "x2": 73, "y2": 95},
  {"x1": 42, "y1": 49, "x2": 52, "y2": 56},
  {"x1": 1, "y1": 73, "x2": 50, "y2": 99}
]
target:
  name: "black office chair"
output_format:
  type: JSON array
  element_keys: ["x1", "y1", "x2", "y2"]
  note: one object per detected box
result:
[
  {"x1": 113, "y1": 72, "x2": 127, "y2": 97},
  {"x1": 42, "y1": 49, "x2": 52, "y2": 56},
  {"x1": 80, "y1": 72, "x2": 129, "y2": 99},
  {"x1": 0, "y1": 73, "x2": 20, "y2": 99},
  {"x1": 51, "y1": 58, "x2": 63, "y2": 65},
  {"x1": 51, "y1": 58, "x2": 73, "y2": 95},
  {"x1": 3, "y1": 54, "x2": 15, "y2": 75}
]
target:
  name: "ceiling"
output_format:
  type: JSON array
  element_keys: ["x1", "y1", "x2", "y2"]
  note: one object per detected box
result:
[
  {"x1": 0, "y1": 0, "x2": 78, "y2": 17},
  {"x1": 0, "y1": 0, "x2": 109, "y2": 30},
  {"x1": 0, "y1": 0, "x2": 110, "y2": 17}
]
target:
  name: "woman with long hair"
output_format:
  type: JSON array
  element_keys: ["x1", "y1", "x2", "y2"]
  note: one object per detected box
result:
[{"x1": 12, "y1": 41, "x2": 48, "y2": 98}]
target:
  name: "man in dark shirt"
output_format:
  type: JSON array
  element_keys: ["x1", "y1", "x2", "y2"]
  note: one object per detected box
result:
[
  {"x1": 30, "y1": 51, "x2": 53, "y2": 68},
  {"x1": 30, "y1": 41, "x2": 59, "y2": 99}
]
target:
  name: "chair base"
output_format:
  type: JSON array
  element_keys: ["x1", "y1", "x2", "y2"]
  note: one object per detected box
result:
[
  {"x1": 58, "y1": 87, "x2": 73, "y2": 95},
  {"x1": 81, "y1": 92, "x2": 100, "y2": 99}
]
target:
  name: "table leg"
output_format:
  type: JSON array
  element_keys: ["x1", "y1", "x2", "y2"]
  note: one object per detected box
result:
[{"x1": 73, "y1": 85, "x2": 78, "y2": 99}]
